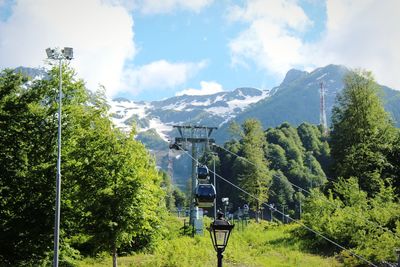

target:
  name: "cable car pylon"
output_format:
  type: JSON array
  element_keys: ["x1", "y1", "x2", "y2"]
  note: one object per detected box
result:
[{"x1": 169, "y1": 125, "x2": 217, "y2": 235}]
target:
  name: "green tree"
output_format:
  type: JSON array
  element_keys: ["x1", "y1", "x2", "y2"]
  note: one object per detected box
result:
[
  {"x1": 172, "y1": 187, "x2": 187, "y2": 209},
  {"x1": 215, "y1": 140, "x2": 241, "y2": 210},
  {"x1": 269, "y1": 171, "x2": 294, "y2": 209},
  {"x1": 300, "y1": 178, "x2": 400, "y2": 264},
  {"x1": 265, "y1": 123, "x2": 327, "y2": 192},
  {"x1": 0, "y1": 69, "x2": 61, "y2": 265},
  {"x1": 330, "y1": 70, "x2": 397, "y2": 195},
  {"x1": 160, "y1": 171, "x2": 175, "y2": 210},
  {"x1": 60, "y1": 87, "x2": 164, "y2": 267},
  {"x1": 0, "y1": 66, "x2": 166, "y2": 266},
  {"x1": 297, "y1": 123, "x2": 332, "y2": 176},
  {"x1": 234, "y1": 119, "x2": 272, "y2": 222}
]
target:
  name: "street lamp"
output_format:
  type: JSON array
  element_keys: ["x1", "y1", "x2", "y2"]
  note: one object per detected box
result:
[
  {"x1": 208, "y1": 216, "x2": 234, "y2": 267},
  {"x1": 46, "y1": 47, "x2": 73, "y2": 267}
]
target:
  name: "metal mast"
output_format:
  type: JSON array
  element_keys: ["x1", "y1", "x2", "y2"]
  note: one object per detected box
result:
[
  {"x1": 320, "y1": 82, "x2": 328, "y2": 136},
  {"x1": 170, "y1": 125, "x2": 217, "y2": 235}
]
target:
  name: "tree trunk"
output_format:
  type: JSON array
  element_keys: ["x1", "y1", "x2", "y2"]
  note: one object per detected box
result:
[{"x1": 113, "y1": 244, "x2": 118, "y2": 267}]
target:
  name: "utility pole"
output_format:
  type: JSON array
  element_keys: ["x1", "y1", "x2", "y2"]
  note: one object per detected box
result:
[{"x1": 170, "y1": 125, "x2": 217, "y2": 235}]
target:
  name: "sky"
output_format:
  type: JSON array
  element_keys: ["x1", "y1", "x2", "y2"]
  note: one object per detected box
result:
[{"x1": 0, "y1": 0, "x2": 399, "y2": 101}]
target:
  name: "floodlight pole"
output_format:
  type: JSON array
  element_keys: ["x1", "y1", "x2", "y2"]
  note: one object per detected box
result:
[
  {"x1": 54, "y1": 57, "x2": 62, "y2": 267},
  {"x1": 46, "y1": 47, "x2": 73, "y2": 267}
]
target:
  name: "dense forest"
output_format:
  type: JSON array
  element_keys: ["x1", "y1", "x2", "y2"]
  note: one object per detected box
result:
[{"x1": 1, "y1": 66, "x2": 400, "y2": 266}]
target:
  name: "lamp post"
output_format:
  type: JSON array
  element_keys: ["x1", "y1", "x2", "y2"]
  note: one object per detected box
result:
[
  {"x1": 208, "y1": 215, "x2": 234, "y2": 267},
  {"x1": 46, "y1": 47, "x2": 73, "y2": 267}
]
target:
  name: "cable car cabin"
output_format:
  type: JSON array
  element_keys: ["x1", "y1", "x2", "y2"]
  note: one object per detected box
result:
[
  {"x1": 197, "y1": 166, "x2": 210, "y2": 181},
  {"x1": 195, "y1": 184, "x2": 216, "y2": 208}
]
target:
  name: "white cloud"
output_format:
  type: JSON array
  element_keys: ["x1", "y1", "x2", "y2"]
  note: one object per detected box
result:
[
  {"x1": 124, "y1": 0, "x2": 213, "y2": 14},
  {"x1": 227, "y1": 0, "x2": 311, "y2": 31},
  {"x1": 0, "y1": 0, "x2": 135, "y2": 96},
  {"x1": 228, "y1": 0, "x2": 312, "y2": 78},
  {"x1": 121, "y1": 60, "x2": 207, "y2": 95},
  {"x1": 176, "y1": 81, "x2": 224, "y2": 96},
  {"x1": 228, "y1": 0, "x2": 400, "y2": 90},
  {"x1": 311, "y1": 0, "x2": 400, "y2": 89}
]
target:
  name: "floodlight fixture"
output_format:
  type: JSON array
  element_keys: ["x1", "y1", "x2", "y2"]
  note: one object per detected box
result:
[
  {"x1": 62, "y1": 47, "x2": 73, "y2": 60},
  {"x1": 46, "y1": 48, "x2": 55, "y2": 59}
]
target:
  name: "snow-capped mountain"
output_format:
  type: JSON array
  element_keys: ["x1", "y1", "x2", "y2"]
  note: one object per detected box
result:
[
  {"x1": 109, "y1": 87, "x2": 271, "y2": 141},
  {"x1": 214, "y1": 64, "x2": 400, "y2": 142}
]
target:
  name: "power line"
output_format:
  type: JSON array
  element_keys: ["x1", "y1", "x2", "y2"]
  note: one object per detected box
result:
[
  {"x1": 215, "y1": 143, "x2": 400, "y2": 239},
  {"x1": 178, "y1": 145, "x2": 377, "y2": 267}
]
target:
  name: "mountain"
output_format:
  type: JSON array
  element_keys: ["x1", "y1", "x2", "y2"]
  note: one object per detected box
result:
[
  {"x1": 109, "y1": 87, "x2": 271, "y2": 147},
  {"x1": 14, "y1": 66, "x2": 48, "y2": 79},
  {"x1": 214, "y1": 64, "x2": 400, "y2": 142},
  {"x1": 12, "y1": 65, "x2": 400, "y2": 187}
]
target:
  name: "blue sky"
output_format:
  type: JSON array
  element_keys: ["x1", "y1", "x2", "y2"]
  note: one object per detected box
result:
[{"x1": 0, "y1": 0, "x2": 399, "y2": 101}]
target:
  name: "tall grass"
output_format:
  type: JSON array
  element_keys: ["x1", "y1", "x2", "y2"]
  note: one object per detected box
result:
[{"x1": 78, "y1": 217, "x2": 341, "y2": 267}]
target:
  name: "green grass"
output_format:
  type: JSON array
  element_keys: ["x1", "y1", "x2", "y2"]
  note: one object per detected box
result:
[{"x1": 77, "y1": 217, "x2": 341, "y2": 267}]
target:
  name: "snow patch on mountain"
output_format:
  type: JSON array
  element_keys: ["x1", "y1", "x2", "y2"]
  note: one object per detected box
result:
[
  {"x1": 109, "y1": 100, "x2": 149, "y2": 132},
  {"x1": 146, "y1": 118, "x2": 173, "y2": 140},
  {"x1": 108, "y1": 87, "x2": 272, "y2": 141}
]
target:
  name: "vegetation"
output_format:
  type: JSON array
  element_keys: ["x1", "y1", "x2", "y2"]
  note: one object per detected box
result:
[
  {"x1": 299, "y1": 70, "x2": 400, "y2": 265},
  {"x1": 77, "y1": 217, "x2": 341, "y2": 267},
  {"x1": 234, "y1": 119, "x2": 272, "y2": 221},
  {"x1": 1, "y1": 65, "x2": 400, "y2": 266},
  {"x1": 216, "y1": 121, "x2": 328, "y2": 218},
  {"x1": 300, "y1": 178, "x2": 400, "y2": 264},
  {"x1": 0, "y1": 67, "x2": 166, "y2": 266},
  {"x1": 330, "y1": 70, "x2": 397, "y2": 195},
  {"x1": 213, "y1": 70, "x2": 400, "y2": 265}
]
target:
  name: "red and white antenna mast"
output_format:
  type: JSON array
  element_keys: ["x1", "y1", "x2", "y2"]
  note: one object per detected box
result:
[{"x1": 320, "y1": 82, "x2": 328, "y2": 135}]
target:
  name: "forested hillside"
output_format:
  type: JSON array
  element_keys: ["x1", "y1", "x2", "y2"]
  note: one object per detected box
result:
[
  {"x1": 210, "y1": 70, "x2": 400, "y2": 265},
  {"x1": 215, "y1": 65, "x2": 400, "y2": 142}
]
